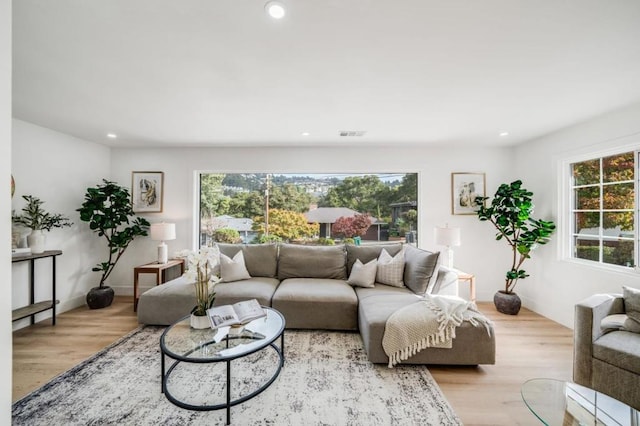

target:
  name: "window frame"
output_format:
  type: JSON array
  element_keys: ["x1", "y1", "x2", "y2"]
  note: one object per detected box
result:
[{"x1": 561, "y1": 145, "x2": 639, "y2": 273}]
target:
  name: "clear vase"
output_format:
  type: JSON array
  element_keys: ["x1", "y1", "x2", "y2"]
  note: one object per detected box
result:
[{"x1": 27, "y1": 229, "x2": 46, "y2": 254}]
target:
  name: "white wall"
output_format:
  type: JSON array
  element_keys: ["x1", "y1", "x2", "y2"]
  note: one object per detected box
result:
[
  {"x1": 109, "y1": 145, "x2": 513, "y2": 300},
  {"x1": 514, "y1": 101, "x2": 640, "y2": 328},
  {"x1": 1, "y1": 0, "x2": 12, "y2": 420},
  {"x1": 11, "y1": 119, "x2": 111, "y2": 330}
]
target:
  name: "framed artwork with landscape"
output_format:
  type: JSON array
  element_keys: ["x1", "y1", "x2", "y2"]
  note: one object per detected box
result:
[
  {"x1": 451, "y1": 172, "x2": 485, "y2": 215},
  {"x1": 132, "y1": 171, "x2": 164, "y2": 213}
]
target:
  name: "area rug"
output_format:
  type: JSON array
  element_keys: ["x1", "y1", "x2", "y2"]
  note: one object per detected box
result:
[{"x1": 12, "y1": 326, "x2": 462, "y2": 425}]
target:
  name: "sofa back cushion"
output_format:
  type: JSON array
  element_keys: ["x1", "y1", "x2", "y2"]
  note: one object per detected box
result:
[
  {"x1": 278, "y1": 244, "x2": 347, "y2": 280},
  {"x1": 403, "y1": 244, "x2": 440, "y2": 295},
  {"x1": 217, "y1": 243, "x2": 278, "y2": 278},
  {"x1": 346, "y1": 244, "x2": 403, "y2": 275}
]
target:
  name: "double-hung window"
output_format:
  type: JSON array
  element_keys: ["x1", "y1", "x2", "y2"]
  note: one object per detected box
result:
[{"x1": 570, "y1": 151, "x2": 635, "y2": 268}]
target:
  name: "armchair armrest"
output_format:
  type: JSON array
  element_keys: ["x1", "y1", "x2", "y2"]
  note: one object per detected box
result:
[{"x1": 573, "y1": 293, "x2": 624, "y2": 386}]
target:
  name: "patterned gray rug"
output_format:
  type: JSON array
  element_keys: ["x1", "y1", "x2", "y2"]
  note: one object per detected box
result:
[{"x1": 12, "y1": 327, "x2": 462, "y2": 425}]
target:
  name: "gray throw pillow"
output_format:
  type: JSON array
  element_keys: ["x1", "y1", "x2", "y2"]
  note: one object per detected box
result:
[
  {"x1": 347, "y1": 258, "x2": 377, "y2": 288},
  {"x1": 403, "y1": 244, "x2": 440, "y2": 295},
  {"x1": 623, "y1": 286, "x2": 640, "y2": 332},
  {"x1": 376, "y1": 248, "x2": 405, "y2": 287}
]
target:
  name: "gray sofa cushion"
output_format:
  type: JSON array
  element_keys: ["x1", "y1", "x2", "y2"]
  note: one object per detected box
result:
[
  {"x1": 137, "y1": 275, "x2": 279, "y2": 325},
  {"x1": 272, "y1": 278, "x2": 358, "y2": 330},
  {"x1": 623, "y1": 286, "x2": 640, "y2": 330},
  {"x1": 213, "y1": 277, "x2": 280, "y2": 307},
  {"x1": 278, "y1": 244, "x2": 346, "y2": 280},
  {"x1": 593, "y1": 330, "x2": 640, "y2": 375},
  {"x1": 403, "y1": 244, "x2": 440, "y2": 295},
  {"x1": 217, "y1": 243, "x2": 278, "y2": 278},
  {"x1": 346, "y1": 244, "x2": 403, "y2": 275}
]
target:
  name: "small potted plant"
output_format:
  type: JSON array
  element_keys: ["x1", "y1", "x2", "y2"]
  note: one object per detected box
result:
[
  {"x1": 77, "y1": 179, "x2": 150, "y2": 309},
  {"x1": 475, "y1": 180, "x2": 556, "y2": 315},
  {"x1": 12, "y1": 195, "x2": 73, "y2": 254},
  {"x1": 176, "y1": 246, "x2": 220, "y2": 328}
]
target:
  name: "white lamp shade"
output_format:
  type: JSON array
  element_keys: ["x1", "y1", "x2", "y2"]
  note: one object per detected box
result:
[
  {"x1": 434, "y1": 226, "x2": 461, "y2": 247},
  {"x1": 150, "y1": 223, "x2": 176, "y2": 241}
]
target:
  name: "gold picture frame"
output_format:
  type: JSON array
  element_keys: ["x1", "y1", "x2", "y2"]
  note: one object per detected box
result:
[
  {"x1": 131, "y1": 171, "x2": 164, "y2": 213},
  {"x1": 451, "y1": 172, "x2": 486, "y2": 215}
]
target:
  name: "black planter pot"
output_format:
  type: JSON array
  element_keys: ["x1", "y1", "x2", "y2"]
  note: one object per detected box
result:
[
  {"x1": 86, "y1": 286, "x2": 115, "y2": 309},
  {"x1": 493, "y1": 290, "x2": 521, "y2": 315}
]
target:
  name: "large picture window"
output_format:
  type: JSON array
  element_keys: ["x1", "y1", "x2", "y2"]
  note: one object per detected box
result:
[
  {"x1": 570, "y1": 151, "x2": 635, "y2": 267},
  {"x1": 197, "y1": 173, "x2": 418, "y2": 247}
]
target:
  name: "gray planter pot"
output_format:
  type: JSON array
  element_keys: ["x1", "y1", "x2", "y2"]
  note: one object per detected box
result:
[
  {"x1": 86, "y1": 286, "x2": 115, "y2": 309},
  {"x1": 493, "y1": 290, "x2": 521, "y2": 315}
]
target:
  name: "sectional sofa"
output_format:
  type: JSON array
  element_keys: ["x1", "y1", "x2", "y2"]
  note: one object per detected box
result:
[{"x1": 137, "y1": 243, "x2": 496, "y2": 366}]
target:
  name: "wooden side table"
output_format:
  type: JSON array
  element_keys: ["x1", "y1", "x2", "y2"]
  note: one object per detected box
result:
[
  {"x1": 134, "y1": 259, "x2": 185, "y2": 311},
  {"x1": 455, "y1": 270, "x2": 476, "y2": 302}
]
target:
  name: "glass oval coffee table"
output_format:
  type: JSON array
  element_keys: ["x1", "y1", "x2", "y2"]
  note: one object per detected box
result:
[
  {"x1": 521, "y1": 378, "x2": 639, "y2": 425},
  {"x1": 160, "y1": 307, "x2": 285, "y2": 425}
]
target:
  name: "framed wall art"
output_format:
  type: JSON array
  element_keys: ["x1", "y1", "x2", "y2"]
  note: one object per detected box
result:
[
  {"x1": 132, "y1": 171, "x2": 164, "y2": 213},
  {"x1": 451, "y1": 172, "x2": 485, "y2": 215}
]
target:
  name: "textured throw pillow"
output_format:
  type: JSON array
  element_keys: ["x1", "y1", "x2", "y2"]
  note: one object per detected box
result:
[
  {"x1": 219, "y1": 251, "x2": 251, "y2": 282},
  {"x1": 601, "y1": 314, "x2": 640, "y2": 334},
  {"x1": 347, "y1": 258, "x2": 378, "y2": 288},
  {"x1": 623, "y1": 286, "x2": 640, "y2": 333},
  {"x1": 376, "y1": 248, "x2": 405, "y2": 287}
]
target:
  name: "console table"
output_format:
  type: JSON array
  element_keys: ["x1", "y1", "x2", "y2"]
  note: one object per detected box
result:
[
  {"x1": 12, "y1": 250, "x2": 62, "y2": 325},
  {"x1": 133, "y1": 259, "x2": 185, "y2": 311}
]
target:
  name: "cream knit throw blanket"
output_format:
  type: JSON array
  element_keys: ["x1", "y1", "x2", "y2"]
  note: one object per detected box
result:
[{"x1": 382, "y1": 294, "x2": 492, "y2": 368}]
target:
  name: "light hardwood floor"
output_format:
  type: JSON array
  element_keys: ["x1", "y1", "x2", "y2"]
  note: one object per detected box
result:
[{"x1": 12, "y1": 299, "x2": 573, "y2": 425}]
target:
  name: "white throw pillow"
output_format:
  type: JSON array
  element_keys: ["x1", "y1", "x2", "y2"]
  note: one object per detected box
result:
[
  {"x1": 347, "y1": 258, "x2": 378, "y2": 288},
  {"x1": 376, "y1": 248, "x2": 405, "y2": 287},
  {"x1": 220, "y1": 251, "x2": 251, "y2": 282}
]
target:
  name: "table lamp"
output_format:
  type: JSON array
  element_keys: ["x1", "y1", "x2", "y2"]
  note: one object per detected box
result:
[
  {"x1": 434, "y1": 225, "x2": 461, "y2": 269},
  {"x1": 150, "y1": 222, "x2": 176, "y2": 264}
]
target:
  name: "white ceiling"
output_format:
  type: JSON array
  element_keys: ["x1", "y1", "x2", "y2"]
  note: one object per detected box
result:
[{"x1": 11, "y1": 1, "x2": 640, "y2": 148}]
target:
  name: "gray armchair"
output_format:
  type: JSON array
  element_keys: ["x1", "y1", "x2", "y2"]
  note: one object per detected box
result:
[{"x1": 574, "y1": 293, "x2": 640, "y2": 410}]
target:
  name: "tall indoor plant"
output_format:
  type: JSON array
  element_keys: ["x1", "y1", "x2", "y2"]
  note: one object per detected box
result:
[
  {"x1": 78, "y1": 179, "x2": 150, "y2": 309},
  {"x1": 475, "y1": 180, "x2": 555, "y2": 315},
  {"x1": 12, "y1": 195, "x2": 73, "y2": 254}
]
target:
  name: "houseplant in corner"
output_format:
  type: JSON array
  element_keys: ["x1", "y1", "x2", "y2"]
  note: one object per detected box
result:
[
  {"x1": 176, "y1": 246, "x2": 220, "y2": 329},
  {"x1": 78, "y1": 179, "x2": 150, "y2": 309},
  {"x1": 12, "y1": 195, "x2": 73, "y2": 254},
  {"x1": 475, "y1": 180, "x2": 555, "y2": 315}
]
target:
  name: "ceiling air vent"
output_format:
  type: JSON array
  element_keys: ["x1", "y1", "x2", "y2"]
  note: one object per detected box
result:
[{"x1": 339, "y1": 130, "x2": 367, "y2": 137}]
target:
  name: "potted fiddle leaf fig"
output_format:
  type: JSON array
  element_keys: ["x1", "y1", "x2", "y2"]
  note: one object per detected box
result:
[
  {"x1": 12, "y1": 195, "x2": 73, "y2": 254},
  {"x1": 78, "y1": 179, "x2": 150, "y2": 309},
  {"x1": 475, "y1": 180, "x2": 556, "y2": 315}
]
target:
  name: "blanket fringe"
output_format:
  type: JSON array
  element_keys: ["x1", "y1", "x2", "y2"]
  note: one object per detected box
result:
[{"x1": 387, "y1": 325, "x2": 456, "y2": 368}]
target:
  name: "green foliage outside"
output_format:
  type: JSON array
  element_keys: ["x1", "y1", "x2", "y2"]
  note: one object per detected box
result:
[
  {"x1": 252, "y1": 209, "x2": 319, "y2": 242},
  {"x1": 211, "y1": 228, "x2": 242, "y2": 243},
  {"x1": 199, "y1": 173, "x2": 418, "y2": 245}
]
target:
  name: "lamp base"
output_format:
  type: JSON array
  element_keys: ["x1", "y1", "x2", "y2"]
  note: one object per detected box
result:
[{"x1": 157, "y1": 242, "x2": 168, "y2": 264}]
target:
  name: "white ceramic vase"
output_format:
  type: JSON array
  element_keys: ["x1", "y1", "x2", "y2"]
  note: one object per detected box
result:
[
  {"x1": 27, "y1": 229, "x2": 46, "y2": 254},
  {"x1": 190, "y1": 313, "x2": 211, "y2": 329}
]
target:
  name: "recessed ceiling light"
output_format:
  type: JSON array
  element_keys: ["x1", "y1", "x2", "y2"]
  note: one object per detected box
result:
[
  {"x1": 265, "y1": 1, "x2": 285, "y2": 19},
  {"x1": 302, "y1": 132, "x2": 310, "y2": 136},
  {"x1": 107, "y1": 133, "x2": 117, "y2": 138},
  {"x1": 499, "y1": 132, "x2": 509, "y2": 137}
]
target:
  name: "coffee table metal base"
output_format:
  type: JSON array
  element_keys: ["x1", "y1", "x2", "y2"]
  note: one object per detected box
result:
[{"x1": 161, "y1": 334, "x2": 285, "y2": 425}]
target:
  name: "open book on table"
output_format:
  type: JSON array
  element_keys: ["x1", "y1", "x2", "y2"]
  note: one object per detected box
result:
[{"x1": 207, "y1": 298, "x2": 266, "y2": 328}]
